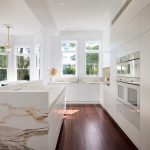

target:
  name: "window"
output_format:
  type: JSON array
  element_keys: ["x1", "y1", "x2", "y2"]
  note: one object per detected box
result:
[
  {"x1": 85, "y1": 41, "x2": 100, "y2": 76},
  {"x1": 0, "y1": 46, "x2": 8, "y2": 81},
  {"x1": 61, "y1": 41, "x2": 77, "y2": 76},
  {"x1": 16, "y1": 47, "x2": 30, "y2": 80}
]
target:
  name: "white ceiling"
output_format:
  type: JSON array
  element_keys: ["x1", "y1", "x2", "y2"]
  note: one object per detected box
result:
[
  {"x1": 0, "y1": 0, "x2": 42, "y2": 36},
  {"x1": 0, "y1": 0, "x2": 111, "y2": 36},
  {"x1": 47, "y1": 0, "x2": 111, "y2": 31}
]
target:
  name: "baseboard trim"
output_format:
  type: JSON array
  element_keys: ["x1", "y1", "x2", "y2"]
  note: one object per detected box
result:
[{"x1": 66, "y1": 101, "x2": 101, "y2": 104}]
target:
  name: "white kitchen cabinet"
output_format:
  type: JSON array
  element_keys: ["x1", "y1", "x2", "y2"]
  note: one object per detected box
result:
[
  {"x1": 116, "y1": 100, "x2": 140, "y2": 129},
  {"x1": 78, "y1": 83, "x2": 101, "y2": 103},
  {"x1": 78, "y1": 83, "x2": 89, "y2": 102},
  {"x1": 88, "y1": 83, "x2": 100, "y2": 102},
  {"x1": 67, "y1": 83, "x2": 78, "y2": 102},
  {"x1": 140, "y1": 29, "x2": 150, "y2": 150},
  {"x1": 50, "y1": 82, "x2": 101, "y2": 104}
]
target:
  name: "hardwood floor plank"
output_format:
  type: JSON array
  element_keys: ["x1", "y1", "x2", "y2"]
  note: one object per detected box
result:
[{"x1": 56, "y1": 104, "x2": 138, "y2": 150}]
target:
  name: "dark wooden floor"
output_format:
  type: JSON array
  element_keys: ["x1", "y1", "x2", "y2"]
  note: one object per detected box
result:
[{"x1": 56, "y1": 104, "x2": 138, "y2": 150}]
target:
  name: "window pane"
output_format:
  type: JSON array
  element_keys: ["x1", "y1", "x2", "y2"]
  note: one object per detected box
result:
[
  {"x1": 62, "y1": 52, "x2": 76, "y2": 75},
  {"x1": 0, "y1": 69, "x2": 7, "y2": 81},
  {"x1": 17, "y1": 48, "x2": 30, "y2": 54},
  {"x1": 17, "y1": 69, "x2": 30, "y2": 80},
  {"x1": 0, "y1": 55, "x2": 8, "y2": 68},
  {"x1": 63, "y1": 64, "x2": 75, "y2": 75},
  {"x1": 86, "y1": 53, "x2": 99, "y2": 64},
  {"x1": 0, "y1": 46, "x2": 5, "y2": 53},
  {"x1": 17, "y1": 56, "x2": 30, "y2": 69},
  {"x1": 86, "y1": 53, "x2": 99, "y2": 75},
  {"x1": 62, "y1": 53, "x2": 76, "y2": 64},
  {"x1": 86, "y1": 64, "x2": 98, "y2": 75},
  {"x1": 62, "y1": 41, "x2": 77, "y2": 51},
  {"x1": 86, "y1": 41, "x2": 100, "y2": 50}
]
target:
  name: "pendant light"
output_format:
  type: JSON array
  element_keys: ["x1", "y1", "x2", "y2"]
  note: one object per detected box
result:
[{"x1": 4, "y1": 25, "x2": 12, "y2": 53}]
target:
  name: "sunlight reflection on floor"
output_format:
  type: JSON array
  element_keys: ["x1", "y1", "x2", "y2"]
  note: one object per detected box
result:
[{"x1": 63, "y1": 110, "x2": 79, "y2": 119}]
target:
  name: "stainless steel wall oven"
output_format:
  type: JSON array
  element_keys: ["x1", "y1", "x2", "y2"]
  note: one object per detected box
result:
[{"x1": 116, "y1": 52, "x2": 140, "y2": 113}]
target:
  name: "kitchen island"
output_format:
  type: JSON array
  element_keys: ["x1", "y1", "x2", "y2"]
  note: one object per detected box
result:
[{"x1": 0, "y1": 81, "x2": 66, "y2": 150}]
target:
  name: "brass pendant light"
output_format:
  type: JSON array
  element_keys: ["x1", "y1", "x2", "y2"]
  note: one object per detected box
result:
[{"x1": 4, "y1": 25, "x2": 12, "y2": 53}]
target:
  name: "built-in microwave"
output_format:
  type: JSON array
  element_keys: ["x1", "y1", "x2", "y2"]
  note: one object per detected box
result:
[
  {"x1": 116, "y1": 56, "x2": 128, "y2": 77},
  {"x1": 117, "y1": 52, "x2": 140, "y2": 78},
  {"x1": 117, "y1": 62, "x2": 128, "y2": 76},
  {"x1": 127, "y1": 58, "x2": 140, "y2": 78}
]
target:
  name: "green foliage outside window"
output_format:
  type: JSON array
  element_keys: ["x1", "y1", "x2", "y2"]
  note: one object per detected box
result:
[
  {"x1": 0, "y1": 69, "x2": 7, "y2": 81},
  {"x1": 86, "y1": 41, "x2": 100, "y2": 51},
  {"x1": 17, "y1": 56, "x2": 30, "y2": 80},
  {"x1": 0, "y1": 46, "x2": 5, "y2": 53},
  {"x1": 86, "y1": 53, "x2": 99, "y2": 75},
  {"x1": 86, "y1": 45, "x2": 99, "y2": 50},
  {"x1": 0, "y1": 55, "x2": 8, "y2": 68},
  {"x1": 17, "y1": 69, "x2": 30, "y2": 81},
  {"x1": 0, "y1": 55, "x2": 8, "y2": 81},
  {"x1": 63, "y1": 65, "x2": 75, "y2": 75},
  {"x1": 86, "y1": 53, "x2": 99, "y2": 64},
  {"x1": 86, "y1": 64, "x2": 98, "y2": 75},
  {"x1": 17, "y1": 56, "x2": 30, "y2": 68}
]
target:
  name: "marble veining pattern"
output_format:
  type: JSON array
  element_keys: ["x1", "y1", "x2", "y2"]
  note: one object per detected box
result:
[
  {"x1": 0, "y1": 103, "x2": 48, "y2": 124},
  {"x1": 0, "y1": 126, "x2": 48, "y2": 150},
  {"x1": 0, "y1": 103, "x2": 48, "y2": 150}
]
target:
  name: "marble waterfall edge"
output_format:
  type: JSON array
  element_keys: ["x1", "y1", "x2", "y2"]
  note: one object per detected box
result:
[{"x1": 0, "y1": 92, "x2": 49, "y2": 150}]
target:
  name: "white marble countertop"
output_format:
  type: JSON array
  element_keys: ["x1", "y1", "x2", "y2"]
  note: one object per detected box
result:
[
  {"x1": 49, "y1": 81, "x2": 103, "y2": 84},
  {"x1": 0, "y1": 83, "x2": 66, "y2": 111},
  {"x1": 48, "y1": 85, "x2": 65, "y2": 107}
]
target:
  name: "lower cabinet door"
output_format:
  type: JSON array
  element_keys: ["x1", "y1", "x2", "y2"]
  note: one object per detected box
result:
[
  {"x1": 78, "y1": 83, "x2": 89, "y2": 102},
  {"x1": 66, "y1": 83, "x2": 78, "y2": 102},
  {"x1": 88, "y1": 84, "x2": 100, "y2": 102}
]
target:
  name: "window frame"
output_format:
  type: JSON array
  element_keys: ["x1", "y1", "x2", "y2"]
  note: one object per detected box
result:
[
  {"x1": 0, "y1": 50, "x2": 8, "y2": 81},
  {"x1": 61, "y1": 41, "x2": 78, "y2": 77},
  {"x1": 15, "y1": 46, "x2": 30, "y2": 81},
  {"x1": 85, "y1": 41, "x2": 101, "y2": 77},
  {"x1": 35, "y1": 45, "x2": 41, "y2": 80}
]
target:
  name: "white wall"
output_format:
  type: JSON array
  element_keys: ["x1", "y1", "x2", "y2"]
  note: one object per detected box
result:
[
  {"x1": 102, "y1": 0, "x2": 150, "y2": 149},
  {"x1": 49, "y1": 31, "x2": 103, "y2": 77},
  {"x1": 102, "y1": 25, "x2": 110, "y2": 68}
]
